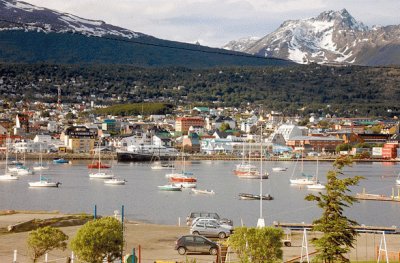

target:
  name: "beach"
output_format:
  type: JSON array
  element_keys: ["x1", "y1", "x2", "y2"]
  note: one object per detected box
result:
[{"x1": 1, "y1": 211, "x2": 400, "y2": 262}]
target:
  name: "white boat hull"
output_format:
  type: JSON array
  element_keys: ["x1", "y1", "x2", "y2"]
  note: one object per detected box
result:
[
  {"x1": 396, "y1": 179, "x2": 400, "y2": 185},
  {"x1": 272, "y1": 167, "x2": 287, "y2": 172},
  {"x1": 29, "y1": 181, "x2": 60, "y2": 187},
  {"x1": 0, "y1": 174, "x2": 18, "y2": 180},
  {"x1": 307, "y1": 183, "x2": 326, "y2": 189},
  {"x1": 290, "y1": 178, "x2": 315, "y2": 185},
  {"x1": 89, "y1": 172, "x2": 114, "y2": 179},
  {"x1": 104, "y1": 179, "x2": 126, "y2": 185},
  {"x1": 191, "y1": 189, "x2": 215, "y2": 195},
  {"x1": 33, "y1": 166, "x2": 49, "y2": 171}
]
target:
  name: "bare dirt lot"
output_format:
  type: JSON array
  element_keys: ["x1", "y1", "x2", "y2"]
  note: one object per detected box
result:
[{"x1": 0, "y1": 211, "x2": 399, "y2": 262}]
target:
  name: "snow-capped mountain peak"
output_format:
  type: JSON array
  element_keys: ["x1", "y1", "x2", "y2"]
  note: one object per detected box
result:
[
  {"x1": 0, "y1": 0, "x2": 142, "y2": 39},
  {"x1": 223, "y1": 9, "x2": 400, "y2": 65}
]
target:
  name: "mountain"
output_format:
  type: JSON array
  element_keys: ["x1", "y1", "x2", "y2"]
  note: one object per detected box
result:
[
  {"x1": 0, "y1": 0, "x2": 292, "y2": 67},
  {"x1": 223, "y1": 9, "x2": 400, "y2": 66}
]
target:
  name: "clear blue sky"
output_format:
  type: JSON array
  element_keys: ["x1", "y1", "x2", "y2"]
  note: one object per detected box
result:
[{"x1": 23, "y1": 0, "x2": 400, "y2": 47}]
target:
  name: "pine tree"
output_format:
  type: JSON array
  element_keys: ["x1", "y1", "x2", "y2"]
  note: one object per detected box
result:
[{"x1": 305, "y1": 156, "x2": 363, "y2": 262}]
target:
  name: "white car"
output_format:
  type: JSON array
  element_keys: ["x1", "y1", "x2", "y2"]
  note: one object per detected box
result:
[{"x1": 191, "y1": 217, "x2": 234, "y2": 230}]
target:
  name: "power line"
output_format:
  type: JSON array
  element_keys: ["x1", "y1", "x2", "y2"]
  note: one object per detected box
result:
[{"x1": 0, "y1": 18, "x2": 290, "y2": 63}]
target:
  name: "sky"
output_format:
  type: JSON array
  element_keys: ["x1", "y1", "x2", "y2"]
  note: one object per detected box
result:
[{"x1": 22, "y1": 0, "x2": 400, "y2": 47}]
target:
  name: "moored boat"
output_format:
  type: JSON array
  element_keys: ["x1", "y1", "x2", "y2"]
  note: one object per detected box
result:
[
  {"x1": 236, "y1": 171, "x2": 269, "y2": 179},
  {"x1": 173, "y1": 182, "x2": 197, "y2": 188},
  {"x1": 239, "y1": 193, "x2": 273, "y2": 200},
  {"x1": 89, "y1": 172, "x2": 114, "y2": 179},
  {"x1": 53, "y1": 158, "x2": 70, "y2": 164},
  {"x1": 170, "y1": 176, "x2": 197, "y2": 183},
  {"x1": 104, "y1": 178, "x2": 126, "y2": 185},
  {"x1": 191, "y1": 188, "x2": 215, "y2": 195},
  {"x1": 0, "y1": 174, "x2": 18, "y2": 181},
  {"x1": 29, "y1": 176, "x2": 61, "y2": 188},
  {"x1": 157, "y1": 184, "x2": 182, "y2": 191},
  {"x1": 151, "y1": 162, "x2": 175, "y2": 170},
  {"x1": 272, "y1": 167, "x2": 288, "y2": 172},
  {"x1": 307, "y1": 182, "x2": 326, "y2": 190},
  {"x1": 88, "y1": 162, "x2": 111, "y2": 169}
]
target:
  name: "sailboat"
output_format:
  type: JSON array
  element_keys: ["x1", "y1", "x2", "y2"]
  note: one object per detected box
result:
[
  {"x1": 234, "y1": 142, "x2": 268, "y2": 179},
  {"x1": 29, "y1": 146, "x2": 60, "y2": 187},
  {"x1": 89, "y1": 140, "x2": 114, "y2": 179},
  {"x1": 33, "y1": 146, "x2": 49, "y2": 170},
  {"x1": 307, "y1": 157, "x2": 325, "y2": 190},
  {"x1": 0, "y1": 136, "x2": 18, "y2": 181},
  {"x1": 289, "y1": 152, "x2": 314, "y2": 185},
  {"x1": 165, "y1": 144, "x2": 197, "y2": 187},
  {"x1": 88, "y1": 142, "x2": 110, "y2": 169}
]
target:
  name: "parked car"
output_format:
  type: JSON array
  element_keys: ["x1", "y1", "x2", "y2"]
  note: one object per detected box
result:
[
  {"x1": 191, "y1": 217, "x2": 234, "y2": 231},
  {"x1": 186, "y1": 211, "x2": 233, "y2": 226},
  {"x1": 190, "y1": 220, "x2": 232, "y2": 239},
  {"x1": 175, "y1": 235, "x2": 219, "y2": 255}
]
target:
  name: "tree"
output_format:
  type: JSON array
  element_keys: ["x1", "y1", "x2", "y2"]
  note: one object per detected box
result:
[
  {"x1": 335, "y1": 143, "x2": 352, "y2": 153},
  {"x1": 227, "y1": 226, "x2": 283, "y2": 263},
  {"x1": 27, "y1": 226, "x2": 68, "y2": 263},
  {"x1": 71, "y1": 217, "x2": 123, "y2": 263},
  {"x1": 219, "y1": 122, "x2": 231, "y2": 132},
  {"x1": 305, "y1": 156, "x2": 363, "y2": 262}
]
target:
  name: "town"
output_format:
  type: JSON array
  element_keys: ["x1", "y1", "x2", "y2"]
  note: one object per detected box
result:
[{"x1": 1, "y1": 98, "x2": 399, "y2": 161}]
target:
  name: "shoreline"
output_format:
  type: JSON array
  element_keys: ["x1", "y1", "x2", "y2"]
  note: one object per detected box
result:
[{"x1": 0, "y1": 153, "x2": 398, "y2": 162}]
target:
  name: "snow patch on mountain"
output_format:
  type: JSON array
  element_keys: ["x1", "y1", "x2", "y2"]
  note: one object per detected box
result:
[{"x1": 0, "y1": 0, "x2": 141, "y2": 39}]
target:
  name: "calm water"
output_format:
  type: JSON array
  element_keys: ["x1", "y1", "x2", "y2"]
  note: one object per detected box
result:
[{"x1": 0, "y1": 160, "x2": 399, "y2": 227}]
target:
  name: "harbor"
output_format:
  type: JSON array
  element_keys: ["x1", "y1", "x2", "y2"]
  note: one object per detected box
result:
[{"x1": 0, "y1": 160, "x2": 400, "y2": 228}]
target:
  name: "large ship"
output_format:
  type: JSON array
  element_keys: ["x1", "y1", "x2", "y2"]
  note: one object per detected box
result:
[{"x1": 117, "y1": 144, "x2": 179, "y2": 162}]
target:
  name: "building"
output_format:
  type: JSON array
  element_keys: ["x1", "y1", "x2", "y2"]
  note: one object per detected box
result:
[
  {"x1": 286, "y1": 136, "x2": 343, "y2": 153},
  {"x1": 102, "y1": 119, "x2": 118, "y2": 132},
  {"x1": 61, "y1": 126, "x2": 96, "y2": 153},
  {"x1": 175, "y1": 117, "x2": 205, "y2": 135},
  {"x1": 275, "y1": 124, "x2": 307, "y2": 142}
]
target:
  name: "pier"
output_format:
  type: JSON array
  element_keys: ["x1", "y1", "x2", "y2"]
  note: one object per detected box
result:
[
  {"x1": 273, "y1": 222, "x2": 398, "y2": 234},
  {"x1": 355, "y1": 188, "x2": 400, "y2": 203}
]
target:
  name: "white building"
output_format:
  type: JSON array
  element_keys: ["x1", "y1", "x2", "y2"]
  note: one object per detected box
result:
[
  {"x1": 274, "y1": 124, "x2": 307, "y2": 142},
  {"x1": 13, "y1": 140, "x2": 49, "y2": 153}
]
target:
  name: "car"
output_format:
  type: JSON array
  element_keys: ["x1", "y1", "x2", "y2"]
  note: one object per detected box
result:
[
  {"x1": 190, "y1": 220, "x2": 232, "y2": 239},
  {"x1": 175, "y1": 235, "x2": 219, "y2": 255},
  {"x1": 191, "y1": 217, "x2": 234, "y2": 231},
  {"x1": 186, "y1": 211, "x2": 233, "y2": 226}
]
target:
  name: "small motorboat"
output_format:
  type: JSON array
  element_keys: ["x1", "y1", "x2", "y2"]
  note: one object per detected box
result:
[
  {"x1": 157, "y1": 184, "x2": 182, "y2": 191},
  {"x1": 53, "y1": 158, "x2": 70, "y2": 164},
  {"x1": 272, "y1": 167, "x2": 288, "y2": 172},
  {"x1": 191, "y1": 188, "x2": 215, "y2": 195},
  {"x1": 238, "y1": 193, "x2": 273, "y2": 200},
  {"x1": 104, "y1": 178, "x2": 126, "y2": 185},
  {"x1": 89, "y1": 172, "x2": 114, "y2": 179}
]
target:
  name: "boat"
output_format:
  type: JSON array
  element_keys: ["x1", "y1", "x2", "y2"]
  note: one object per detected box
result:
[
  {"x1": 29, "y1": 147, "x2": 60, "y2": 188},
  {"x1": 396, "y1": 173, "x2": 400, "y2": 185},
  {"x1": 89, "y1": 172, "x2": 114, "y2": 179},
  {"x1": 173, "y1": 182, "x2": 197, "y2": 188},
  {"x1": 151, "y1": 162, "x2": 175, "y2": 170},
  {"x1": 307, "y1": 158, "x2": 326, "y2": 190},
  {"x1": 157, "y1": 184, "x2": 182, "y2": 191},
  {"x1": 29, "y1": 176, "x2": 61, "y2": 187},
  {"x1": 239, "y1": 193, "x2": 273, "y2": 200},
  {"x1": 104, "y1": 178, "x2": 127, "y2": 185},
  {"x1": 88, "y1": 162, "x2": 111, "y2": 169},
  {"x1": 191, "y1": 188, "x2": 215, "y2": 195},
  {"x1": 0, "y1": 137, "x2": 18, "y2": 181},
  {"x1": 33, "y1": 164, "x2": 49, "y2": 171},
  {"x1": 289, "y1": 154, "x2": 315, "y2": 185},
  {"x1": 9, "y1": 165, "x2": 33, "y2": 175},
  {"x1": 53, "y1": 158, "x2": 70, "y2": 164},
  {"x1": 272, "y1": 167, "x2": 288, "y2": 172},
  {"x1": 117, "y1": 144, "x2": 179, "y2": 162},
  {"x1": 170, "y1": 176, "x2": 197, "y2": 183}
]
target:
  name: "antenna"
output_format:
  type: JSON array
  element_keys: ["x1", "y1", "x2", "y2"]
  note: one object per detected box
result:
[{"x1": 56, "y1": 85, "x2": 61, "y2": 111}]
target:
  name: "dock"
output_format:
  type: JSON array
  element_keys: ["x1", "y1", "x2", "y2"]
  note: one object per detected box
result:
[
  {"x1": 355, "y1": 188, "x2": 400, "y2": 203},
  {"x1": 273, "y1": 222, "x2": 398, "y2": 234}
]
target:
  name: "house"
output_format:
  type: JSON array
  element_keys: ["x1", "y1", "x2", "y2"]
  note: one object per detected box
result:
[
  {"x1": 214, "y1": 116, "x2": 236, "y2": 130},
  {"x1": 275, "y1": 124, "x2": 307, "y2": 142},
  {"x1": 182, "y1": 133, "x2": 201, "y2": 153}
]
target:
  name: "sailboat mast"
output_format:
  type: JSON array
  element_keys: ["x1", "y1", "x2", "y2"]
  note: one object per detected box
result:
[
  {"x1": 98, "y1": 140, "x2": 101, "y2": 173},
  {"x1": 5, "y1": 135, "x2": 8, "y2": 174},
  {"x1": 259, "y1": 125, "x2": 263, "y2": 219}
]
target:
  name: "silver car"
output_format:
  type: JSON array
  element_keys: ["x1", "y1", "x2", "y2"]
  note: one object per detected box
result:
[
  {"x1": 191, "y1": 217, "x2": 234, "y2": 231},
  {"x1": 190, "y1": 220, "x2": 232, "y2": 239}
]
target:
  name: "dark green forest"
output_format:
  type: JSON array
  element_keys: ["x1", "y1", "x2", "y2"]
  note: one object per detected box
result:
[{"x1": 1, "y1": 63, "x2": 400, "y2": 117}]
